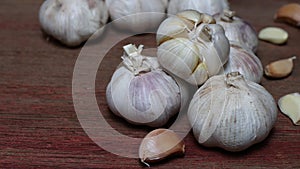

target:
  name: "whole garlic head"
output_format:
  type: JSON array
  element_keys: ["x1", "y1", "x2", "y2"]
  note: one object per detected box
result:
[
  {"x1": 157, "y1": 10, "x2": 230, "y2": 85},
  {"x1": 39, "y1": 0, "x2": 108, "y2": 46},
  {"x1": 188, "y1": 72, "x2": 278, "y2": 152},
  {"x1": 106, "y1": 44, "x2": 182, "y2": 127},
  {"x1": 168, "y1": 0, "x2": 229, "y2": 16},
  {"x1": 215, "y1": 10, "x2": 258, "y2": 52},
  {"x1": 105, "y1": 0, "x2": 168, "y2": 32},
  {"x1": 223, "y1": 43, "x2": 263, "y2": 83}
]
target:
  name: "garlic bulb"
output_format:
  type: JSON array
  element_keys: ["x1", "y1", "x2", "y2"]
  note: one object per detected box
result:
[
  {"x1": 168, "y1": 0, "x2": 229, "y2": 16},
  {"x1": 215, "y1": 10, "x2": 258, "y2": 52},
  {"x1": 106, "y1": 44, "x2": 182, "y2": 127},
  {"x1": 105, "y1": 0, "x2": 168, "y2": 32},
  {"x1": 39, "y1": 0, "x2": 108, "y2": 47},
  {"x1": 188, "y1": 72, "x2": 278, "y2": 152},
  {"x1": 157, "y1": 10, "x2": 230, "y2": 85},
  {"x1": 223, "y1": 43, "x2": 263, "y2": 83}
]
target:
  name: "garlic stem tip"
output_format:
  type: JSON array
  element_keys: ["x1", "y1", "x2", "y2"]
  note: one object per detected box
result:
[
  {"x1": 290, "y1": 56, "x2": 297, "y2": 60},
  {"x1": 141, "y1": 160, "x2": 150, "y2": 167}
]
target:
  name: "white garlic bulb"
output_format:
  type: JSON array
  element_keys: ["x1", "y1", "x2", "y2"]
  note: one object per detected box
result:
[
  {"x1": 223, "y1": 43, "x2": 263, "y2": 83},
  {"x1": 188, "y1": 72, "x2": 278, "y2": 152},
  {"x1": 168, "y1": 0, "x2": 229, "y2": 16},
  {"x1": 157, "y1": 10, "x2": 230, "y2": 85},
  {"x1": 39, "y1": 0, "x2": 108, "y2": 46},
  {"x1": 106, "y1": 44, "x2": 182, "y2": 127},
  {"x1": 105, "y1": 0, "x2": 168, "y2": 32},
  {"x1": 215, "y1": 10, "x2": 258, "y2": 52}
]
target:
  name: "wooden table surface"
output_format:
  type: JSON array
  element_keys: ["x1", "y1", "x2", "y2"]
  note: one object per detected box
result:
[{"x1": 1, "y1": 0, "x2": 300, "y2": 168}]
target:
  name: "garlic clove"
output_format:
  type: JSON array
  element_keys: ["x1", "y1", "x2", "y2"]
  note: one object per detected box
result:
[
  {"x1": 258, "y1": 27, "x2": 288, "y2": 45},
  {"x1": 274, "y1": 3, "x2": 300, "y2": 27},
  {"x1": 278, "y1": 93, "x2": 300, "y2": 125},
  {"x1": 157, "y1": 37, "x2": 208, "y2": 85},
  {"x1": 139, "y1": 129, "x2": 185, "y2": 166},
  {"x1": 177, "y1": 10, "x2": 216, "y2": 25},
  {"x1": 156, "y1": 17, "x2": 191, "y2": 45},
  {"x1": 264, "y1": 56, "x2": 296, "y2": 78}
]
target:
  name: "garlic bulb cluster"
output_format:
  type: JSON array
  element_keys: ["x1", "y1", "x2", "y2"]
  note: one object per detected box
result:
[
  {"x1": 39, "y1": 0, "x2": 108, "y2": 46},
  {"x1": 215, "y1": 10, "x2": 258, "y2": 52},
  {"x1": 168, "y1": 0, "x2": 229, "y2": 16},
  {"x1": 223, "y1": 43, "x2": 263, "y2": 83},
  {"x1": 157, "y1": 10, "x2": 230, "y2": 85},
  {"x1": 105, "y1": 0, "x2": 168, "y2": 32},
  {"x1": 106, "y1": 44, "x2": 182, "y2": 127},
  {"x1": 188, "y1": 72, "x2": 278, "y2": 152}
]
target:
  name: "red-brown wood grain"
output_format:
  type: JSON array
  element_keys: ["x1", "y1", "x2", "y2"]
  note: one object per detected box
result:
[{"x1": 0, "y1": 0, "x2": 300, "y2": 168}]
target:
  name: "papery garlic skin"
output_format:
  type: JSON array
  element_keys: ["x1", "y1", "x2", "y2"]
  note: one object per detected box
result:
[
  {"x1": 188, "y1": 72, "x2": 277, "y2": 152},
  {"x1": 157, "y1": 10, "x2": 230, "y2": 85},
  {"x1": 215, "y1": 10, "x2": 258, "y2": 52},
  {"x1": 105, "y1": 0, "x2": 167, "y2": 32},
  {"x1": 39, "y1": 0, "x2": 108, "y2": 46},
  {"x1": 223, "y1": 44, "x2": 263, "y2": 83},
  {"x1": 106, "y1": 44, "x2": 182, "y2": 127},
  {"x1": 168, "y1": 0, "x2": 229, "y2": 16}
]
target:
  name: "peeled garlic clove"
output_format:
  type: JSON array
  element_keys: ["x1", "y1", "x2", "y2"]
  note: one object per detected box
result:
[
  {"x1": 265, "y1": 56, "x2": 296, "y2": 78},
  {"x1": 139, "y1": 129, "x2": 185, "y2": 166},
  {"x1": 278, "y1": 93, "x2": 300, "y2": 125},
  {"x1": 258, "y1": 27, "x2": 288, "y2": 45},
  {"x1": 274, "y1": 3, "x2": 300, "y2": 27}
]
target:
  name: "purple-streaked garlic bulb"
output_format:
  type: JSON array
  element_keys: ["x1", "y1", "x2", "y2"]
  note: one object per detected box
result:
[
  {"x1": 215, "y1": 10, "x2": 258, "y2": 52},
  {"x1": 106, "y1": 44, "x2": 183, "y2": 127},
  {"x1": 222, "y1": 43, "x2": 263, "y2": 83}
]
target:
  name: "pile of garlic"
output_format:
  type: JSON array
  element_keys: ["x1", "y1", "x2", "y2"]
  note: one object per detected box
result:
[
  {"x1": 38, "y1": 0, "x2": 286, "y2": 165},
  {"x1": 106, "y1": 9, "x2": 280, "y2": 159}
]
